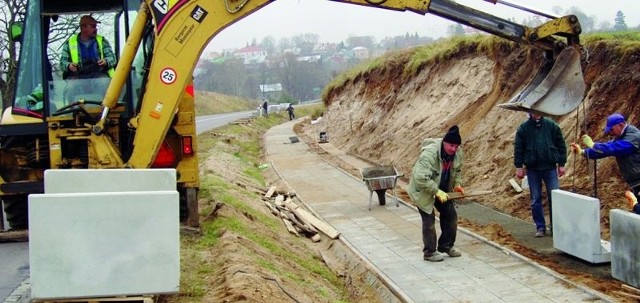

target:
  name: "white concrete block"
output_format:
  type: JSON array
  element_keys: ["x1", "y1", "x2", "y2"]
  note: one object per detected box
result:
[
  {"x1": 44, "y1": 169, "x2": 176, "y2": 193},
  {"x1": 28, "y1": 191, "x2": 180, "y2": 299},
  {"x1": 610, "y1": 209, "x2": 640, "y2": 288},
  {"x1": 551, "y1": 189, "x2": 610, "y2": 264}
]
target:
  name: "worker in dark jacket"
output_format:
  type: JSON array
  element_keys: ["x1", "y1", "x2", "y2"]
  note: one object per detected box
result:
[
  {"x1": 571, "y1": 113, "x2": 640, "y2": 215},
  {"x1": 514, "y1": 113, "x2": 567, "y2": 237}
]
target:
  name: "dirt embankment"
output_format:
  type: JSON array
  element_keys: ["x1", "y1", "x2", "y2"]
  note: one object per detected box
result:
[
  {"x1": 299, "y1": 37, "x2": 640, "y2": 302},
  {"x1": 316, "y1": 38, "x2": 640, "y2": 238}
]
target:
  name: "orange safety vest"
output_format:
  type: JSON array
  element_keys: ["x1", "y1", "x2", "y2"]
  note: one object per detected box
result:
[{"x1": 68, "y1": 34, "x2": 115, "y2": 78}]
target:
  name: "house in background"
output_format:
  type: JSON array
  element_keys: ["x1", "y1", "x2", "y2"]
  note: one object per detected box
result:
[{"x1": 259, "y1": 83, "x2": 283, "y2": 101}]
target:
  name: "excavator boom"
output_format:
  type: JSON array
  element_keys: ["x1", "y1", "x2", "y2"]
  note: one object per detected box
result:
[{"x1": 121, "y1": 0, "x2": 583, "y2": 166}]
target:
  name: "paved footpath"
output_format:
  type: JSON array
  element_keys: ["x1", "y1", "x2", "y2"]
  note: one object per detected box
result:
[{"x1": 264, "y1": 120, "x2": 615, "y2": 303}]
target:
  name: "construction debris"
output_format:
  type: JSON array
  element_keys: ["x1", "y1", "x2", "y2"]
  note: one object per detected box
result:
[
  {"x1": 262, "y1": 189, "x2": 340, "y2": 241},
  {"x1": 509, "y1": 178, "x2": 523, "y2": 193}
]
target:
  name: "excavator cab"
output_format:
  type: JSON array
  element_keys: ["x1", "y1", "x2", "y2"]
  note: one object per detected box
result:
[{"x1": 4, "y1": 0, "x2": 144, "y2": 122}]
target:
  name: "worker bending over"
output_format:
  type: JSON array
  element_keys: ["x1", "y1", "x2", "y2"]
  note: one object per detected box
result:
[{"x1": 571, "y1": 113, "x2": 640, "y2": 215}]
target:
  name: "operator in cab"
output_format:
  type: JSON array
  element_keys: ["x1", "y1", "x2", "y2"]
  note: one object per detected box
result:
[{"x1": 59, "y1": 15, "x2": 116, "y2": 101}]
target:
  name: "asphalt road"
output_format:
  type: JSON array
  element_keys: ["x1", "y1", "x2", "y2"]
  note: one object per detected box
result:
[{"x1": 0, "y1": 242, "x2": 29, "y2": 302}]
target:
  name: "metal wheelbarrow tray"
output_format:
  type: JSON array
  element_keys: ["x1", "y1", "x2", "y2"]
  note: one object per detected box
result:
[{"x1": 360, "y1": 166, "x2": 403, "y2": 210}]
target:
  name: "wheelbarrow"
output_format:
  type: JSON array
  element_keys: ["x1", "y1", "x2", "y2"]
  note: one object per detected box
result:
[{"x1": 360, "y1": 166, "x2": 403, "y2": 210}]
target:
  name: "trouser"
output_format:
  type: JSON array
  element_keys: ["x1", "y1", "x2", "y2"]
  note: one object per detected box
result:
[
  {"x1": 418, "y1": 201, "x2": 458, "y2": 255},
  {"x1": 526, "y1": 169, "x2": 559, "y2": 231}
]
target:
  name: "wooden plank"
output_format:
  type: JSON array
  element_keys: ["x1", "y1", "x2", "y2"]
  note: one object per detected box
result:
[
  {"x1": 310, "y1": 234, "x2": 322, "y2": 242},
  {"x1": 285, "y1": 212, "x2": 317, "y2": 235},
  {"x1": 622, "y1": 284, "x2": 640, "y2": 294},
  {"x1": 0, "y1": 230, "x2": 29, "y2": 242},
  {"x1": 264, "y1": 201, "x2": 279, "y2": 216},
  {"x1": 282, "y1": 218, "x2": 300, "y2": 236},
  {"x1": 264, "y1": 186, "x2": 277, "y2": 198},
  {"x1": 612, "y1": 290, "x2": 640, "y2": 300},
  {"x1": 284, "y1": 199, "x2": 340, "y2": 239},
  {"x1": 508, "y1": 178, "x2": 523, "y2": 193},
  {"x1": 447, "y1": 190, "x2": 493, "y2": 200},
  {"x1": 274, "y1": 195, "x2": 285, "y2": 207}
]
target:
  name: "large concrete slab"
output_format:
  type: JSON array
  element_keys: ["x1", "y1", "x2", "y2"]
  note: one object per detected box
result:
[
  {"x1": 44, "y1": 169, "x2": 176, "y2": 193},
  {"x1": 28, "y1": 191, "x2": 180, "y2": 300},
  {"x1": 551, "y1": 190, "x2": 610, "y2": 264},
  {"x1": 610, "y1": 209, "x2": 640, "y2": 288}
]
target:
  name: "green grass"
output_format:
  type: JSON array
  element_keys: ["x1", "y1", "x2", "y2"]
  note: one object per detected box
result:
[{"x1": 173, "y1": 102, "x2": 352, "y2": 301}]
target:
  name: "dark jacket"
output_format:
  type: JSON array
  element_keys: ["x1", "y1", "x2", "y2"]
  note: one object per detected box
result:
[
  {"x1": 585, "y1": 124, "x2": 640, "y2": 188},
  {"x1": 514, "y1": 117, "x2": 567, "y2": 171}
]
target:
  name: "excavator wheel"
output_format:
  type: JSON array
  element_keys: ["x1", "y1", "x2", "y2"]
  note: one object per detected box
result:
[
  {"x1": 375, "y1": 189, "x2": 387, "y2": 206},
  {"x1": 2, "y1": 194, "x2": 29, "y2": 230},
  {"x1": 179, "y1": 187, "x2": 199, "y2": 228}
]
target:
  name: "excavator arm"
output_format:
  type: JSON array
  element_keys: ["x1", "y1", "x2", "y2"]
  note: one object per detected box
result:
[{"x1": 100, "y1": 0, "x2": 583, "y2": 168}]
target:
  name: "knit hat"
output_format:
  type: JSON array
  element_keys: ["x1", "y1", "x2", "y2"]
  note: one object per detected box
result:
[
  {"x1": 604, "y1": 113, "x2": 625, "y2": 134},
  {"x1": 443, "y1": 125, "x2": 461, "y2": 145}
]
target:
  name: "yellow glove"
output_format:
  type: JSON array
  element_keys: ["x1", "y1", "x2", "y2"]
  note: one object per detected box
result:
[
  {"x1": 454, "y1": 185, "x2": 465, "y2": 195},
  {"x1": 570, "y1": 143, "x2": 584, "y2": 155},
  {"x1": 625, "y1": 191, "x2": 638, "y2": 208},
  {"x1": 435, "y1": 190, "x2": 449, "y2": 203},
  {"x1": 582, "y1": 135, "x2": 594, "y2": 148}
]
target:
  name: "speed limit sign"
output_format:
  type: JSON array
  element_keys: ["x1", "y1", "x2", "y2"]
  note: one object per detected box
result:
[{"x1": 160, "y1": 68, "x2": 177, "y2": 84}]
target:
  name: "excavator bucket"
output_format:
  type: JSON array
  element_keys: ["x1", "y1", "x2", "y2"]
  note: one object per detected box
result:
[{"x1": 497, "y1": 46, "x2": 585, "y2": 116}]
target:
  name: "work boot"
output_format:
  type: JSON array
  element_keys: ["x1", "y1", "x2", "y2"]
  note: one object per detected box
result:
[
  {"x1": 625, "y1": 191, "x2": 637, "y2": 209},
  {"x1": 439, "y1": 246, "x2": 462, "y2": 257},
  {"x1": 535, "y1": 229, "x2": 545, "y2": 238},
  {"x1": 423, "y1": 252, "x2": 444, "y2": 262}
]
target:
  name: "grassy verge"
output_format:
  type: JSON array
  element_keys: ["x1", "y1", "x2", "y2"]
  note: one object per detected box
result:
[{"x1": 168, "y1": 103, "x2": 346, "y2": 302}]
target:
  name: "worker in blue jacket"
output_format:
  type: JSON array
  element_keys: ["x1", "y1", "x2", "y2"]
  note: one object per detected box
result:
[{"x1": 571, "y1": 113, "x2": 640, "y2": 215}]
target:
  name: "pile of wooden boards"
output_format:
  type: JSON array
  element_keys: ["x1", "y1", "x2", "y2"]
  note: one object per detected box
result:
[
  {"x1": 263, "y1": 186, "x2": 340, "y2": 242},
  {"x1": 613, "y1": 283, "x2": 640, "y2": 300}
]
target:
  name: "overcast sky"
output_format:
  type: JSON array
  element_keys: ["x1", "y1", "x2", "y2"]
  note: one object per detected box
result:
[{"x1": 205, "y1": 0, "x2": 639, "y2": 53}]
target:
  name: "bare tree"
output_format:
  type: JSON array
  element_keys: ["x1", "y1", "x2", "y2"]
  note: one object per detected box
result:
[{"x1": 0, "y1": 0, "x2": 26, "y2": 109}]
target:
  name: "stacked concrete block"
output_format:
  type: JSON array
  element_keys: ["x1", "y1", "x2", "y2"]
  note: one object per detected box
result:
[
  {"x1": 610, "y1": 209, "x2": 640, "y2": 288},
  {"x1": 29, "y1": 169, "x2": 179, "y2": 300},
  {"x1": 551, "y1": 189, "x2": 610, "y2": 264}
]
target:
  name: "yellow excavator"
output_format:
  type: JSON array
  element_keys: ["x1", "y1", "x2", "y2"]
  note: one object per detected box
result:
[{"x1": 0, "y1": 0, "x2": 584, "y2": 232}]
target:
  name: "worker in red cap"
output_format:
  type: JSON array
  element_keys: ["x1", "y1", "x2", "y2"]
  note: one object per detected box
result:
[
  {"x1": 571, "y1": 113, "x2": 640, "y2": 214},
  {"x1": 408, "y1": 125, "x2": 465, "y2": 262}
]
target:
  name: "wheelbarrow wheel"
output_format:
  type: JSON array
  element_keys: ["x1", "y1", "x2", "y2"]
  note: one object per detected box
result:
[{"x1": 375, "y1": 189, "x2": 387, "y2": 205}]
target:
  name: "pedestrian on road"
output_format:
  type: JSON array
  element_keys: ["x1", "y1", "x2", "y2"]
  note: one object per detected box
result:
[
  {"x1": 570, "y1": 113, "x2": 640, "y2": 215},
  {"x1": 286, "y1": 104, "x2": 295, "y2": 120},
  {"x1": 408, "y1": 125, "x2": 465, "y2": 262},
  {"x1": 262, "y1": 101, "x2": 268, "y2": 117},
  {"x1": 514, "y1": 113, "x2": 567, "y2": 238}
]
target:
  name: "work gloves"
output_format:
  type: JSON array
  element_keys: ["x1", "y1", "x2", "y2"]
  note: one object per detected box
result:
[
  {"x1": 570, "y1": 143, "x2": 584, "y2": 155},
  {"x1": 582, "y1": 135, "x2": 594, "y2": 148},
  {"x1": 435, "y1": 189, "x2": 449, "y2": 203},
  {"x1": 625, "y1": 191, "x2": 638, "y2": 209},
  {"x1": 454, "y1": 185, "x2": 465, "y2": 195}
]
